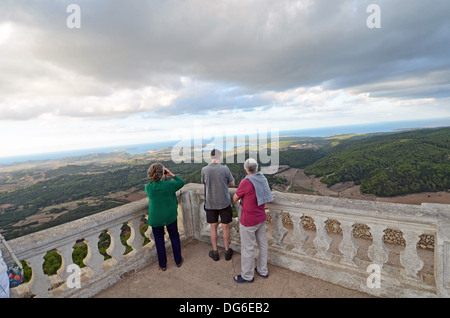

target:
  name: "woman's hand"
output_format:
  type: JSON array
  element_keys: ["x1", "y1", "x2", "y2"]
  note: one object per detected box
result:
[{"x1": 164, "y1": 168, "x2": 175, "y2": 177}]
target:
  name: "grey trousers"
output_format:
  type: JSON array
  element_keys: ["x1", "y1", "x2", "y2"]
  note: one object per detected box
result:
[{"x1": 239, "y1": 221, "x2": 269, "y2": 280}]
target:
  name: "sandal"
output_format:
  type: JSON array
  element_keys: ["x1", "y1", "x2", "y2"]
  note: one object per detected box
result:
[
  {"x1": 233, "y1": 275, "x2": 254, "y2": 283},
  {"x1": 255, "y1": 267, "x2": 269, "y2": 279}
]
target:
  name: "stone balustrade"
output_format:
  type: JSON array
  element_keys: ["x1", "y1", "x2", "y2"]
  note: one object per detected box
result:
[
  {"x1": 264, "y1": 191, "x2": 450, "y2": 297},
  {"x1": 182, "y1": 184, "x2": 450, "y2": 298},
  {"x1": 1, "y1": 196, "x2": 186, "y2": 298},
  {"x1": 2, "y1": 183, "x2": 450, "y2": 297}
]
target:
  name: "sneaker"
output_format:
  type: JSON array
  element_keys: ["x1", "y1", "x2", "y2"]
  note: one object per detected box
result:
[
  {"x1": 209, "y1": 250, "x2": 219, "y2": 261},
  {"x1": 224, "y1": 248, "x2": 233, "y2": 261}
]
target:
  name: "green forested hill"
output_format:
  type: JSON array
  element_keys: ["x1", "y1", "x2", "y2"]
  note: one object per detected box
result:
[{"x1": 304, "y1": 127, "x2": 450, "y2": 197}]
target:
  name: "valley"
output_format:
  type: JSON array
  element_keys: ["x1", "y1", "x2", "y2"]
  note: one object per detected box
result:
[{"x1": 273, "y1": 166, "x2": 450, "y2": 204}]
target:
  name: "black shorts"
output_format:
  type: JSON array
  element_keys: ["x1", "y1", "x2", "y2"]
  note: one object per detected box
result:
[{"x1": 205, "y1": 205, "x2": 233, "y2": 224}]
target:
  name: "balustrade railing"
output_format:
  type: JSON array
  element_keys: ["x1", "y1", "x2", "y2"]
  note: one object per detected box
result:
[
  {"x1": 184, "y1": 184, "x2": 450, "y2": 298},
  {"x1": 1, "y1": 194, "x2": 185, "y2": 298},
  {"x1": 2, "y1": 183, "x2": 449, "y2": 298}
]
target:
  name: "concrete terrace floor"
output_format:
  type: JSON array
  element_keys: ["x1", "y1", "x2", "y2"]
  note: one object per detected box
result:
[{"x1": 94, "y1": 239, "x2": 372, "y2": 298}]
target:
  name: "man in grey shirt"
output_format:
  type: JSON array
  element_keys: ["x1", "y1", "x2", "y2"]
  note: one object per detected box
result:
[{"x1": 201, "y1": 149, "x2": 235, "y2": 261}]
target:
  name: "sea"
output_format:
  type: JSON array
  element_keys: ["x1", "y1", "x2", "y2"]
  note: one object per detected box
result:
[{"x1": 1, "y1": 118, "x2": 448, "y2": 166}]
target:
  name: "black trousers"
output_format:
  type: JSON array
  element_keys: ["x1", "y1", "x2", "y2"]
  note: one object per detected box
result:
[{"x1": 152, "y1": 220, "x2": 182, "y2": 268}]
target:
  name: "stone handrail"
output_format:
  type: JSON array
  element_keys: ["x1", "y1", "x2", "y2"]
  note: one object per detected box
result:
[
  {"x1": 2, "y1": 183, "x2": 450, "y2": 297},
  {"x1": 266, "y1": 191, "x2": 450, "y2": 297},
  {"x1": 181, "y1": 184, "x2": 450, "y2": 298},
  {"x1": 1, "y1": 196, "x2": 182, "y2": 298}
]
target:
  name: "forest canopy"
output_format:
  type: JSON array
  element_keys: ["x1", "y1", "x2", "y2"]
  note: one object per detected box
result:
[{"x1": 304, "y1": 127, "x2": 450, "y2": 197}]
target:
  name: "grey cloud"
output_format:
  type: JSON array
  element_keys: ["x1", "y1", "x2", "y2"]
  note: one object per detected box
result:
[
  {"x1": 1, "y1": 0, "x2": 449, "y2": 119},
  {"x1": 154, "y1": 83, "x2": 274, "y2": 116}
]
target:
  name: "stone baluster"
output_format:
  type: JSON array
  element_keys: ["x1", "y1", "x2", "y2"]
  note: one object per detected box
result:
[
  {"x1": 270, "y1": 208, "x2": 288, "y2": 249},
  {"x1": 26, "y1": 253, "x2": 51, "y2": 297},
  {"x1": 143, "y1": 220, "x2": 154, "y2": 249},
  {"x1": 231, "y1": 216, "x2": 240, "y2": 241},
  {"x1": 290, "y1": 213, "x2": 309, "y2": 254},
  {"x1": 232, "y1": 200, "x2": 242, "y2": 221},
  {"x1": 367, "y1": 223, "x2": 389, "y2": 268},
  {"x1": 106, "y1": 224, "x2": 126, "y2": 264},
  {"x1": 312, "y1": 215, "x2": 332, "y2": 260},
  {"x1": 57, "y1": 242, "x2": 75, "y2": 282},
  {"x1": 338, "y1": 220, "x2": 359, "y2": 267},
  {"x1": 200, "y1": 199, "x2": 211, "y2": 235},
  {"x1": 145, "y1": 226, "x2": 153, "y2": 242},
  {"x1": 83, "y1": 233, "x2": 104, "y2": 277},
  {"x1": 399, "y1": 228, "x2": 424, "y2": 280},
  {"x1": 127, "y1": 216, "x2": 145, "y2": 254},
  {"x1": 229, "y1": 201, "x2": 241, "y2": 241}
]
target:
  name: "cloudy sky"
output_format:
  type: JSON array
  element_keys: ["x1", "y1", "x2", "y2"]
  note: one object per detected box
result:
[{"x1": 0, "y1": 0, "x2": 449, "y2": 158}]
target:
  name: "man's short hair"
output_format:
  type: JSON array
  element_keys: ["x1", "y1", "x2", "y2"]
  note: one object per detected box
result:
[
  {"x1": 211, "y1": 149, "x2": 222, "y2": 159},
  {"x1": 244, "y1": 158, "x2": 258, "y2": 173}
]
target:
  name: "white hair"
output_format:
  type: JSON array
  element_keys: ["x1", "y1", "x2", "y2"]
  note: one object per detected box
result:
[{"x1": 244, "y1": 158, "x2": 258, "y2": 173}]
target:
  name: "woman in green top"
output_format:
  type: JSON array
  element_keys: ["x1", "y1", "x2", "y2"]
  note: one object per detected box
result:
[{"x1": 145, "y1": 163, "x2": 185, "y2": 270}]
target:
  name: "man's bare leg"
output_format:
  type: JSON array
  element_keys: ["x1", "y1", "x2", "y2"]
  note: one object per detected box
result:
[
  {"x1": 210, "y1": 222, "x2": 218, "y2": 250},
  {"x1": 222, "y1": 223, "x2": 233, "y2": 260},
  {"x1": 209, "y1": 223, "x2": 220, "y2": 261},
  {"x1": 222, "y1": 223, "x2": 230, "y2": 250}
]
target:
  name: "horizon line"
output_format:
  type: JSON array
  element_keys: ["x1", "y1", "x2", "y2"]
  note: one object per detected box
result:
[{"x1": 1, "y1": 118, "x2": 449, "y2": 165}]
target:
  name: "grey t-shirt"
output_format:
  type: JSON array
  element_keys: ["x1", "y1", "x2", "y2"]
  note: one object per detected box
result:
[{"x1": 201, "y1": 163, "x2": 234, "y2": 210}]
